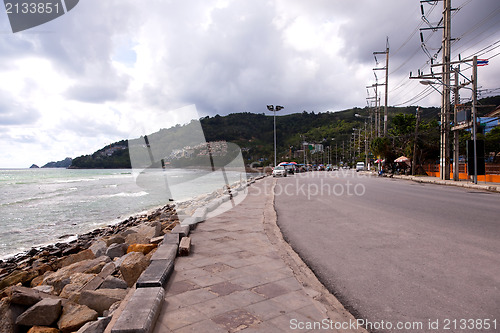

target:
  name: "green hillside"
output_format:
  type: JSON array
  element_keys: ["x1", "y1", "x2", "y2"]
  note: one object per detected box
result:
[{"x1": 68, "y1": 96, "x2": 500, "y2": 169}]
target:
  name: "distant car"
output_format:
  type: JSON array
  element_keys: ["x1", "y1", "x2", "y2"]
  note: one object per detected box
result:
[
  {"x1": 272, "y1": 165, "x2": 287, "y2": 177},
  {"x1": 284, "y1": 165, "x2": 295, "y2": 174},
  {"x1": 356, "y1": 162, "x2": 365, "y2": 172}
]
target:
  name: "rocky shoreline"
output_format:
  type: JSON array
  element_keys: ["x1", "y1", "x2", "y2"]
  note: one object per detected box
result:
[{"x1": 0, "y1": 177, "x2": 255, "y2": 333}]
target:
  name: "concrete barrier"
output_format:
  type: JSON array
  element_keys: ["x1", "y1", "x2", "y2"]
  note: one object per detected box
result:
[{"x1": 111, "y1": 287, "x2": 164, "y2": 333}]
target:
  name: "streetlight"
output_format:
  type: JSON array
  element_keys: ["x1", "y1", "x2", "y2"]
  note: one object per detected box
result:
[{"x1": 267, "y1": 105, "x2": 284, "y2": 167}]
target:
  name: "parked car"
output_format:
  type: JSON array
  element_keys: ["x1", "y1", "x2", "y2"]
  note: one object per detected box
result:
[
  {"x1": 272, "y1": 165, "x2": 287, "y2": 177},
  {"x1": 284, "y1": 165, "x2": 295, "y2": 175},
  {"x1": 356, "y1": 162, "x2": 365, "y2": 172}
]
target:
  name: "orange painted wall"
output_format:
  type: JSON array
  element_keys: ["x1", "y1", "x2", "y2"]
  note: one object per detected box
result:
[{"x1": 424, "y1": 164, "x2": 500, "y2": 183}]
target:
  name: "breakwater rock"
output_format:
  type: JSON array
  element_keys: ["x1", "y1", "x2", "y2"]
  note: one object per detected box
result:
[{"x1": 0, "y1": 204, "x2": 178, "y2": 333}]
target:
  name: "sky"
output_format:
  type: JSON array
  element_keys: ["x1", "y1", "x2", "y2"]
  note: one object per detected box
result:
[{"x1": 0, "y1": 0, "x2": 499, "y2": 168}]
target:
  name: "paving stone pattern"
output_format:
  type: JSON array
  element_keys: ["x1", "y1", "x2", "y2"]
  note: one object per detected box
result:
[{"x1": 152, "y1": 178, "x2": 334, "y2": 333}]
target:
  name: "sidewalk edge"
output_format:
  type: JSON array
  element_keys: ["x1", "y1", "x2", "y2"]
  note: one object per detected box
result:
[{"x1": 263, "y1": 178, "x2": 369, "y2": 333}]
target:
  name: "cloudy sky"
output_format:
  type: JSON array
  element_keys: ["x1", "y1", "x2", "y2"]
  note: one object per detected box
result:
[{"x1": 1, "y1": 0, "x2": 499, "y2": 168}]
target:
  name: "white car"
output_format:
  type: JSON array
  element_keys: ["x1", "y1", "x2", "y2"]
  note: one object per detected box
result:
[
  {"x1": 272, "y1": 165, "x2": 287, "y2": 177},
  {"x1": 356, "y1": 162, "x2": 365, "y2": 172}
]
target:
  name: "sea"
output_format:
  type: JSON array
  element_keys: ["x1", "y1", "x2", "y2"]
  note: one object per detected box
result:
[{"x1": 0, "y1": 168, "x2": 248, "y2": 259}]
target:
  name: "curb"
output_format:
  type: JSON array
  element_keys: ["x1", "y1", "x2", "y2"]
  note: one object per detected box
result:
[
  {"x1": 391, "y1": 174, "x2": 500, "y2": 193},
  {"x1": 109, "y1": 175, "x2": 268, "y2": 333}
]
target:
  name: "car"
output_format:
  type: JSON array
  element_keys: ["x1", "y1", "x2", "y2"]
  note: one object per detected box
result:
[
  {"x1": 356, "y1": 162, "x2": 365, "y2": 172},
  {"x1": 272, "y1": 165, "x2": 287, "y2": 177},
  {"x1": 284, "y1": 165, "x2": 295, "y2": 174}
]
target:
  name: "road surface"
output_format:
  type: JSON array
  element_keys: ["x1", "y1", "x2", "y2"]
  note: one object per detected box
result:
[{"x1": 274, "y1": 170, "x2": 500, "y2": 332}]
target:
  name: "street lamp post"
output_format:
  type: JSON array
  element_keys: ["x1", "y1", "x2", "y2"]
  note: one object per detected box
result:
[{"x1": 267, "y1": 105, "x2": 284, "y2": 167}]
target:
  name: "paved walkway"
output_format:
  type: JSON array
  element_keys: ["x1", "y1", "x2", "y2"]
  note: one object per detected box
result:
[{"x1": 152, "y1": 177, "x2": 366, "y2": 333}]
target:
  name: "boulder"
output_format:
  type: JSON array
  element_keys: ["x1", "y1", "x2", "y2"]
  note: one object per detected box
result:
[
  {"x1": 84, "y1": 261, "x2": 107, "y2": 275},
  {"x1": 30, "y1": 274, "x2": 45, "y2": 288},
  {"x1": 16, "y1": 298, "x2": 62, "y2": 326},
  {"x1": 27, "y1": 326, "x2": 60, "y2": 333},
  {"x1": 97, "y1": 262, "x2": 116, "y2": 279},
  {"x1": 43, "y1": 257, "x2": 110, "y2": 294},
  {"x1": 0, "y1": 297, "x2": 25, "y2": 333},
  {"x1": 59, "y1": 284, "x2": 81, "y2": 300},
  {"x1": 103, "y1": 301, "x2": 121, "y2": 317},
  {"x1": 0, "y1": 270, "x2": 38, "y2": 290},
  {"x1": 105, "y1": 244, "x2": 127, "y2": 259},
  {"x1": 57, "y1": 302, "x2": 98, "y2": 333},
  {"x1": 8, "y1": 286, "x2": 62, "y2": 306},
  {"x1": 79, "y1": 289, "x2": 127, "y2": 316},
  {"x1": 100, "y1": 276, "x2": 127, "y2": 290},
  {"x1": 126, "y1": 243, "x2": 157, "y2": 255},
  {"x1": 32, "y1": 261, "x2": 53, "y2": 276},
  {"x1": 32, "y1": 285, "x2": 54, "y2": 294},
  {"x1": 57, "y1": 250, "x2": 95, "y2": 269},
  {"x1": 124, "y1": 232, "x2": 149, "y2": 246},
  {"x1": 88, "y1": 241, "x2": 107, "y2": 258},
  {"x1": 105, "y1": 235, "x2": 125, "y2": 247},
  {"x1": 119, "y1": 252, "x2": 148, "y2": 287},
  {"x1": 76, "y1": 316, "x2": 111, "y2": 333},
  {"x1": 149, "y1": 221, "x2": 162, "y2": 237}
]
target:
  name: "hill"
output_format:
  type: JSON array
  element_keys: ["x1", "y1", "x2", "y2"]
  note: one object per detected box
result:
[
  {"x1": 42, "y1": 157, "x2": 73, "y2": 168},
  {"x1": 68, "y1": 95, "x2": 499, "y2": 169}
]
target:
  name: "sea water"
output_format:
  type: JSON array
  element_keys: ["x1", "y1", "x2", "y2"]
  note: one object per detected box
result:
[{"x1": 0, "y1": 168, "x2": 247, "y2": 259}]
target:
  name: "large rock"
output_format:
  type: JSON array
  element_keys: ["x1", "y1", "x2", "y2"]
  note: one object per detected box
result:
[
  {"x1": 27, "y1": 326, "x2": 60, "y2": 333},
  {"x1": 0, "y1": 298, "x2": 25, "y2": 333},
  {"x1": 126, "y1": 243, "x2": 157, "y2": 255},
  {"x1": 57, "y1": 302, "x2": 98, "y2": 333},
  {"x1": 57, "y1": 250, "x2": 95, "y2": 269},
  {"x1": 7, "y1": 286, "x2": 62, "y2": 306},
  {"x1": 105, "y1": 235, "x2": 125, "y2": 247},
  {"x1": 119, "y1": 252, "x2": 148, "y2": 287},
  {"x1": 42, "y1": 257, "x2": 110, "y2": 294},
  {"x1": 76, "y1": 316, "x2": 111, "y2": 333},
  {"x1": 105, "y1": 244, "x2": 127, "y2": 259},
  {"x1": 0, "y1": 270, "x2": 38, "y2": 290},
  {"x1": 124, "y1": 232, "x2": 149, "y2": 246},
  {"x1": 100, "y1": 276, "x2": 127, "y2": 290},
  {"x1": 15, "y1": 298, "x2": 61, "y2": 326},
  {"x1": 79, "y1": 289, "x2": 127, "y2": 316},
  {"x1": 88, "y1": 241, "x2": 107, "y2": 258}
]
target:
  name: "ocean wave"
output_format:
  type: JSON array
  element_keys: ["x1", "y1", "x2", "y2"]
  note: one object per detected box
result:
[{"x1": 101, "y1": 191, "x2": 149, "y2": 198}]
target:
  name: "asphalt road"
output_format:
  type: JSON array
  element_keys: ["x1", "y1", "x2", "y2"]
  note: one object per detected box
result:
[{"x1": 274, "y1": 170, "x2": 500, "y2": 333}]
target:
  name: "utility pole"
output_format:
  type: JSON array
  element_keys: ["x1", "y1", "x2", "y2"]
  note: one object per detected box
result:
[
  {"x1": 472, "y1": 56, "x2": 478, "y2": 184},
  {"x1": 453, "y1": 67, "x2": 460, "y2": 181},
  {"x1": 441, "y1": 0, "x2": 452, "y2": 180},
  {"x1": 374, "y1": 37, "x2": 389, "y2": 136},
  {"x1": 411, "y1": 0, "x2": 452, "y2": 180},
  {"x1": 364, "y1": 120, "x2": 368, "y2": 169},
  {"x1": 412, "y1": 107, "x2": 421, "y2": 176}
]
